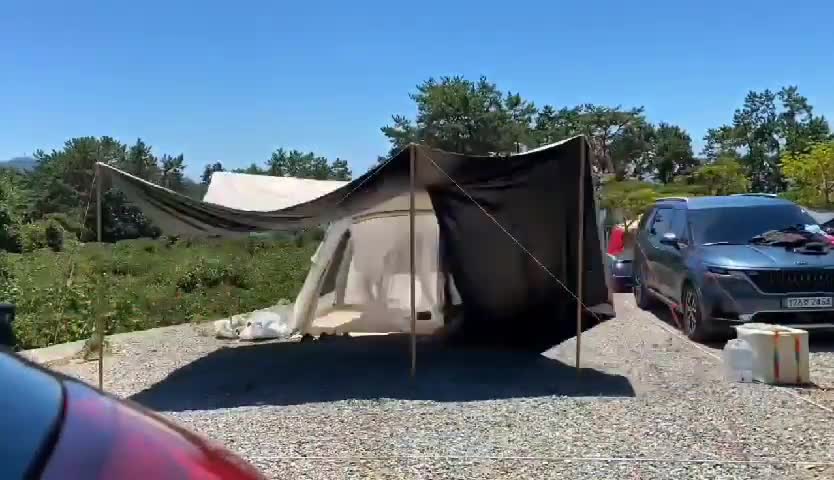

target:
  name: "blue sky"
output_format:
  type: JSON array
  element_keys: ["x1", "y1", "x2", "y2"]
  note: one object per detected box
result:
[{"x1": 2, "y1": 0, "x2": 833, "y2": 178}]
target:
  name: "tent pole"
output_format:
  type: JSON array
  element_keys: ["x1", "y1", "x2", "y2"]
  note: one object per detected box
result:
[
  {"x1": 96, "y1": 164, "x2": 104, "y2": 390},
  {"x1": 575, "y1": 139, "x2": 586, "y2": 373},
  {"x1": 409, "y1": 146, "x2": 417, "y2": 378}
]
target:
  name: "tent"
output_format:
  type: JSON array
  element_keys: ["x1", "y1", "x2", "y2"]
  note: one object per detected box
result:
[
  {"x1": 96, "y1": 136, "x2": 614, "y2": 369},
  {"x1": 203, "y1": 171, "x2": 348, "y2": 211}
]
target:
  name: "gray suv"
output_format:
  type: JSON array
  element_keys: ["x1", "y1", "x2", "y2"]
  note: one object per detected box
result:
[{"x1": 632, "y1": 195, "x2": 834, "y2": 341}]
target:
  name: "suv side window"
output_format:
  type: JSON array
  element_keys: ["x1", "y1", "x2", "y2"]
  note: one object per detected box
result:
[
  {"x1": 669, "y1": 208, "x2": 689, "y2": 241},
  {"x1": 649, "y1": 207, "x2": 673, "y2": 237}
]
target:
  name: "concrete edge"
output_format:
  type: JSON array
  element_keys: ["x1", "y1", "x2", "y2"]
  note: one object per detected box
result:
[{"x1": 19, "y1": 322, "x2": 211, "y2": 365}]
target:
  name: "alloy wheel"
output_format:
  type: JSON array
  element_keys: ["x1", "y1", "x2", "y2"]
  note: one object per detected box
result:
[{"x1": 684, "y1": 288, "x2": 698, "y2": 335}]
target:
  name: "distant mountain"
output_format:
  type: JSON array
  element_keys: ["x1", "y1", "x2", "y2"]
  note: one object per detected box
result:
[{"x1": 0, "y1": 156, "x2": 36, "y2": 171}]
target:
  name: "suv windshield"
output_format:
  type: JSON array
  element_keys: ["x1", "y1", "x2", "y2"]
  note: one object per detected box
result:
[{"x1": 689, "y1": 205, "x2": 816, "y2": 245}]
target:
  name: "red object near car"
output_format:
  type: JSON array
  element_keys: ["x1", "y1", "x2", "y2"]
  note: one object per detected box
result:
[
  {"x1": 607, "y1": 225, "x2": 626, "y2": 256},
  {"x1": 0, "y1": 349, "x2": 266, "y2": 480}
]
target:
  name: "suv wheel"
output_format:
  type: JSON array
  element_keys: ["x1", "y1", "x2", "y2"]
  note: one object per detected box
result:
[
  {"x1": 682, "y1": 284, "x2": 711, "y2": 342},
  {"x1": 633, "y1": 264, "x2": 654, "y2": 310}
]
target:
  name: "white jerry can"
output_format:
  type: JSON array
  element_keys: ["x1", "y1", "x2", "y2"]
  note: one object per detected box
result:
[
  {"x1": 734, "y1": 323, "x2": 810, "y2": 385},
  {"x1": 722, "y1": 339, "x2": 754, "y2": 383}
]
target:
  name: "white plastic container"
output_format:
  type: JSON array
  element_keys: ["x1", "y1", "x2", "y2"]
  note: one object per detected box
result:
[
  {"x1": 722, "y1": 339, "x2": 754, "y2": 383},
  {"x1": 734, "y1": 323, "x2": 810, "y2": 385}
]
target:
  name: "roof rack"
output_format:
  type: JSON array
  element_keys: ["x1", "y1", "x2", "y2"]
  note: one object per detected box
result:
[
  {"x1": 731, "y1": 193, "x2": 777, "y2": 198},
  {"x1": 655, "y1": 196, "x2": 688, "y2": 202}
]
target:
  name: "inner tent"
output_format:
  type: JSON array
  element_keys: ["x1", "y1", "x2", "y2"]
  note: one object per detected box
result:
[{"x1": 294, "y1": 191, "x2": 457, "y2": 337}]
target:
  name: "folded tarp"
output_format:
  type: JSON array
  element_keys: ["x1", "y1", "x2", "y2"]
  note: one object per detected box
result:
[{"x1": 98, "y1": 136, "x2": 614, "y2": 347}]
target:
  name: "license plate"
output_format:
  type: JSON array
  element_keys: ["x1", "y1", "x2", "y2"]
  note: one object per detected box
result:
[{"x1": 783, "y1": 297, "x2": 833, "y2": 309}]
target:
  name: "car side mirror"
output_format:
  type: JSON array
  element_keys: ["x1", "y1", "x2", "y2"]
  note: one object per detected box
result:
[{"x1": 660, "y1": 232, "x2": 679, "y2": 247}]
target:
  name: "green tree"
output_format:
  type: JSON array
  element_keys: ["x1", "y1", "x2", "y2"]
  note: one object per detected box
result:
[
  {"x1": 650, "y1": 123, "x2": 697, "y2": 183},
  {"x1": 27, "y1": 136, "x2": 159, "y2": 242},
  {"x1": 782, "y1": 141, "x2": 834, "y2": 208},
  {"x1": 600, "y1": 181, "x2": 658, "y2": 230},
  {"x1": 201, "y1": 162, "x2": 225, "y2": 185},
  {"x1": 264, "y1": 149, "x2": 352, "y2": 180},
  {"x1": 0, "y1": 169, "x2": 31, "y2": 251},
  {"x1": 692, "y1": 156, "x2": 750, "y2": 195},
  {"x1": 533, "y1": 105, "x2": 582, "y2": 145},
  {"x1": 121, "y1": 138, "x2": 160, "y2": 181},
  {"x1": 381, "y1": 76, "x2": 533, "y2": 156},
  {"x1": 576, "y1": 104, "x2": 647, "y2": 179},
  {"x1": 503, "y1": 92, "x2": 538, "y2": 152},
  {"x1": 702, "y1": 86, "x2": 830, "y2": 192},
  {"x1": 329, "y1": 158, "x2": 351, "y2": 181},
  {"x1": 159, "y1": 154, "x2": 186, "y2": 192},
  {"x1": 232, "y1": 163, "x2": 265, "y2": 175},
  {"x1": 530, "y1": 102, "x2": 649, "y2": 178}
]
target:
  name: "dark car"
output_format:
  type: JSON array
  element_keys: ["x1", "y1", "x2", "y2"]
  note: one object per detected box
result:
[
  {"x1": 632, "y1": 195, "x2": 834, "y2": 341},
  {"x1": 0, "y1": 349, "x2": 266, "y2": 480}
]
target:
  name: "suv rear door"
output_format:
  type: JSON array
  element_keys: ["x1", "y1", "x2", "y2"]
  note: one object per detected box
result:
[
  {"x1": 643, "y1": 206, "x2": 684, "y2": 299},
  {"x1": 661, "y1": 208, "x2": 691, "y2": 301}
]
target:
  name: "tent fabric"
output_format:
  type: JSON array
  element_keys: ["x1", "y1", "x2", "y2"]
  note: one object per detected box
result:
[
  {"x1": 303, "y1": 208, "x2": 445, "y2": 337},
  {"x1": 98, "y1": 135, "x2": 614, "y2": 348},
  {"x1": 203, "y1": 172, "x2": 348, "y2": 211}
]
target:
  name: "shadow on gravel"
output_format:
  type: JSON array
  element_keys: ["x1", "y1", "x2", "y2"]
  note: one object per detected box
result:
[
  {"x1": 130, "y1": 334, "x2": 635, "y2": 411},
  {"x1": 648, "y1": 304, "x2": 834, "y2": 352},
  {"x1": 809, "y1": 332, "x2": 834, "y2": 353},
  {"x1": 648, "y1": 305, "x2": 730, "y2": 349}
]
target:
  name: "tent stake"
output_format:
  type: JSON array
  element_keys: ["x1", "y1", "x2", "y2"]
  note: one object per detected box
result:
[
  {"x1": 575, "y1": 139, "x2": 586, "y2": 373},
  {"x1": 409, "y1": 146, "x2": 417, "y2": 378},
  {"x1": 96, "y1": 163, "x2": 104, "y2": 390}
]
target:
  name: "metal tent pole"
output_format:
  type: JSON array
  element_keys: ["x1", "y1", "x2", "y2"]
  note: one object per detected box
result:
[
  {"x1": 409, "y1": 146, "x2": 417, "y2": 378},
  {"x1": 96, "y1": 164, "x2": 104, "y2": 390},
  {"x1": 575, "y1": 139, "x2": 586, "y2": 372}
]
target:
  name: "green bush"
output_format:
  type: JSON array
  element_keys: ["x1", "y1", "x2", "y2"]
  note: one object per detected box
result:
[
  {"x1": 45, "y1": 221, "x2": 64, "y2": 252},
  {"x1": 9, "y1": 237, "x2": 316, "y2": 349},
  {"x1": 0, "y1": 253, "x2": 19, "y2": 303},
  {"x1": 18, "y1": 222, "x2": 47, "y2": 253}
]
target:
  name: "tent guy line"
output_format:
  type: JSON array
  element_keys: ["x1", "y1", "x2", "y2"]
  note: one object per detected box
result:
[{"x1": 421, "y1": 149, "x2": 602, "y2": 324}]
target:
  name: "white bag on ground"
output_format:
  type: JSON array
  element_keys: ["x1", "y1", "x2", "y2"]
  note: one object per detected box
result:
[
  {"x1": 238, "y1": 310, "x2": 292, "y2": 341},
  {"x1": 213, "y1": 316, "x2": 247, "y2": 339}
]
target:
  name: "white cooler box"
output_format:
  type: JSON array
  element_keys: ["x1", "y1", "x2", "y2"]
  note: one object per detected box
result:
[{"x1": 734, "y1": 324, "x2": 810, "y2": 385}]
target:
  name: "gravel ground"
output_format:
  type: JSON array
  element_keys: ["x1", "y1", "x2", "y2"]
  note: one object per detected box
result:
[{"x1": 43, "y1": 294, "x2": 834, "y2": 479}]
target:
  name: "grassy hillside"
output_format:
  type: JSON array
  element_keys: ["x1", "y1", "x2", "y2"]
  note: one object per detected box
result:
[{"x1": 0, "y1": 236, "x2": 316, "y2": 349}]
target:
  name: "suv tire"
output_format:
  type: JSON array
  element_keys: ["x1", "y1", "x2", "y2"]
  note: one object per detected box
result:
[
  {"x1": 682, "y1": 283, "x2": 712, "y2": 342},
  {"x1": 633, "y1": 263, "x2": 655, "y2": 310}
]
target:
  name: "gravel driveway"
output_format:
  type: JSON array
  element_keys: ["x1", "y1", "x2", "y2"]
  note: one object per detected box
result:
[{"x1": 43, "y1": 294, "x2": 834, "y2": 479}]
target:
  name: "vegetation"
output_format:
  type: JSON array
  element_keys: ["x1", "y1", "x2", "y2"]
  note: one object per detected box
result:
[
  {"x1": 1, "y1": 75, "x2": 831, "y2": 350},
  {"x1": 380, "y1": 77, "x2": 831, "y2": 224},
  {"x1": 2, "y1": 237, "x2": 316, "y2": 349},
  {"x1": 781, "y1": 141, "x2": 834, "y2": 208}
]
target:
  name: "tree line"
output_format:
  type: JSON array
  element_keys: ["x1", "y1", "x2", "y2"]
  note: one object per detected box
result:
[
  {"x1": 2, "y1": 75, "x2": 832, "y2": 252},
  {"x1": 201, "y1": 149, "x2": 351, "y2": 184},
  {"x1": 381, "y1": 76, "x2": 833, "y2": 214},
  {"x1": 0, "y1": 137, "x2": 352, "y2": 251}
]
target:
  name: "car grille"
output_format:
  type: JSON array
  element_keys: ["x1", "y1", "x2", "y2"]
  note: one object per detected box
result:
[{"x1": 747, "y1": 270, "x2": 834, "y2": 294}]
